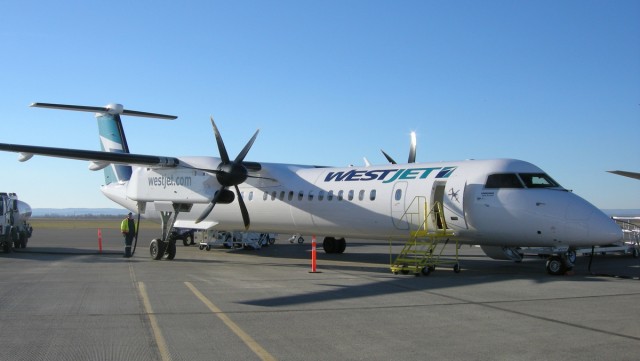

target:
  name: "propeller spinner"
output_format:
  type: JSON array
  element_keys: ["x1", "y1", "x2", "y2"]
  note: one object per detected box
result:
[{"x1": 195, "y1": 117, "x2": 259, "y2": 229}]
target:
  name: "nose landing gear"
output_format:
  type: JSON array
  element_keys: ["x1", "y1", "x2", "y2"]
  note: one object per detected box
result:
[{"x1": 545, "y1": 251, "x2": 575, "y2": 275}]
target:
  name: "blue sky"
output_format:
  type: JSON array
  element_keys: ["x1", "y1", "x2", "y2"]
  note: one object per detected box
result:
[{"x1": 1, "y1": 0, "x2": 638, "y2": 209}]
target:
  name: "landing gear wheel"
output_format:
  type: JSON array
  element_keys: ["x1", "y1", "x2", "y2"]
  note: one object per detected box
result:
[
  {"x1": 297, "y1": 237, "x2": 304, "y2": 244},
  {"x1": 199, "y1": 244, "x2": 205, "y2": 250},
  {"x1": 164, "y1": 242, "x2": 176, "y2": 260},
  {"x1": 336, "y1": 238, "x2": 346, "y2": 254},
  {"x1": 453, "y1": 263, "x2": 461, "y2": 273},
  {"x1": 546, "y1": 256, "x2": 566, "y2": 275},
  {"x1": 566, "y1": 250, "x2": 577, "y2": 264},
  {"x1": 323, "y1": 237, "x2": 336, "y2": 253},
  {"x1": 421, "y1": 267, "x2": 431, "y2": 276},
  {"x1": 633, "y1": 247, "x2": 639, "y2": 258},
  {"x1": 150, "y1": 239, "x2": 166, "y2": 260},
  {"x1": 205, "y1": 245, "x2": 211, "y2": 251}
]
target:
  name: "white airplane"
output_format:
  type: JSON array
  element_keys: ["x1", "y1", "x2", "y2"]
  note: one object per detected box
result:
[{"x1": 0, "y1": 102, "x2": 622, "y2": 275}]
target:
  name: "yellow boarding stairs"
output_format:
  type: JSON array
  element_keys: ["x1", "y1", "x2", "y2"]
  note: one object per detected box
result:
[{"x1": 390, "y1": 197, "x2": 460, "y2": 276}]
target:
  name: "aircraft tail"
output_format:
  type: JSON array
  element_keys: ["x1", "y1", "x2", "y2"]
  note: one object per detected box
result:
[
  {"x1": 97, "y1": 112, "x2": 133, "y2": 184},
  {"x1": 30, "y1": 102, "x2": 177, "y2": 185}
]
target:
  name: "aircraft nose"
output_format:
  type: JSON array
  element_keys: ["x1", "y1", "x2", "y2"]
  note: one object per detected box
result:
[{"x1": 586, "y1": 211, "x2": 623, "y2": 245}]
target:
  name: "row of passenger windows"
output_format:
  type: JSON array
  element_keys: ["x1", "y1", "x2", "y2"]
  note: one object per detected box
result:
[{"x1": 239, "y1": 189, "x2": 379, "y2": 202}]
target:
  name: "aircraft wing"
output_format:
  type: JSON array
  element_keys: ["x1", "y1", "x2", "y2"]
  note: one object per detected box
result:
[
  {"x1": 0, "y1": 142, "x2": 180, "y2": 168},
  {"x1": 608, "y1": 170, "x2": 640, "y2": 181}
]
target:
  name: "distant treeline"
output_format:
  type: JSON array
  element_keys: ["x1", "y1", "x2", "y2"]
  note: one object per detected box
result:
[{"x1": 33, "y1": 214, "x2": 127, "y2": 219}]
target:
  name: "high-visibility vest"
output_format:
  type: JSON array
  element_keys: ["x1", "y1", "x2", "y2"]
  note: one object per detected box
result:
[{"x1": 120, "y1": 218, "x2": 137, "y2": 234}]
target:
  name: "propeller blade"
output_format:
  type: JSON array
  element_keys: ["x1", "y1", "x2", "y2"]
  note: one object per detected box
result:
[
  {"x1": 234, "y1": 129, "x2": 259, "y2": 164},
  {"x1": 381, "y1": 149, "x2": 397, "y2": 164},
  {"x1": 195, "y1": 186, "x2": 226, "y2": 223},
  {"x1": 235, "y1": 185, "x2": 250, "y2": 230},
  {"x1": 408, "y1": 131, "x2": 417, "y2": 163},
  {"x1": 210, "y1": 117, "x2": 231, "y2": 164}
]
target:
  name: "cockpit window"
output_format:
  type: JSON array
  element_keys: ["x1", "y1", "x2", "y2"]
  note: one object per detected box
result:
[
  {"x1": 518, "y1": 173, "x2": 561, "y2": 188},
  {"x1": 485, "y1": 173, "x2": 524, "y2": 188}
]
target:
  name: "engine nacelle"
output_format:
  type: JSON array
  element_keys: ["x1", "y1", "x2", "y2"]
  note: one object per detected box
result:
[{"x1": 480, "y1": 245, "x2": 524, "y2": 262}]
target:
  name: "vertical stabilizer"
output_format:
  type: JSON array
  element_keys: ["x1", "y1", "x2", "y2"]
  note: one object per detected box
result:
[{"x1": 96, "y1": 113, "x2": 132, "y2": 184}]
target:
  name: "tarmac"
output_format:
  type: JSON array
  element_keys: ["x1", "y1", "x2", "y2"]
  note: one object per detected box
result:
[{"x1": 1, "y1": 225, "x2": 640, "y2": 361}]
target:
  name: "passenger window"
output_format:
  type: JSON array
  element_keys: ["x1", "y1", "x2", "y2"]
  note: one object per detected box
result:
[
  {"x1": 263, "y1": 192, "x2": 268, "y2": 201},
  {"x1": 271, "y1": 191, "x2": 276, "y2": 200},
  {"x1": 338, "y1": 190, "x2": 344, "y2": 201},
  {"x1": 394, "y1": 189, "x2": 402, "y2": 201},
  {"x1": 370, "y1": 189, "x2": 376, "y2": 201},
  {"x1": 308, "y1": 191, "x2": 314, "y2": 201},
  {"x1": 485, "y1": 174, "x2": 524, "y2": 188},
  {"x1": 328, "y1": 190, "x2": 334, "y2": 201},
  {"x1": 358, "y1": 190, "x2": 365, "y2": 201},
  {"x1": 288, "y1": 191, "x2": 294, "y2": 201},
  {"x1": 279, "y1": 191, "x2": 285, "y2": 200},
  {"x1": 298, "y1": 191, "x2": 304, "y2": 201},
  {"x1": 248, "y1": 191, "x2": 253, "y2": 201},
  {"x1": 318, "y1": 190, "x2": 325, "y2": 201},
  {"x1": 348, "y1": 190, "x2": 354, "y2": 201}
]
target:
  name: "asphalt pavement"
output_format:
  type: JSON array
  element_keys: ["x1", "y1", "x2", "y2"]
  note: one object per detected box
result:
[{"x1": 1, "y1": 226, "x2": 640, "y2": 361}]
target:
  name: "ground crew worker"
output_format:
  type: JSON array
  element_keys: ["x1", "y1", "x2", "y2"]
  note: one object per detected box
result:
[{"x1": 120, "y1": 212, "x2": 137, "y2": 258}]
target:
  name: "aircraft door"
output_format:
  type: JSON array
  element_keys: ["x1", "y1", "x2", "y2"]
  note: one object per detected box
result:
[
  {"x1": 442, "y1": 175, "x2": 468, "y2": 230},
  {"x1": 391, "y1": 182, "x2": 409, "y2": 230}
]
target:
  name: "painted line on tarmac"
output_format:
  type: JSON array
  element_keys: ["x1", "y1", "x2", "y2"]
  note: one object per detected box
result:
[
  {"x1": 185, "y1": 281, "x2": 276, "y2": 361},
  {"x1": 138, "y1": 282, "x2": 173, "y2": 361}
]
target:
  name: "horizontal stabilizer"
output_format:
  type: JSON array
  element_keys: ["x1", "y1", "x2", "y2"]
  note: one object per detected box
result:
[{"x1": 30, "y1": 102, "x2": 177, "y2": 120}]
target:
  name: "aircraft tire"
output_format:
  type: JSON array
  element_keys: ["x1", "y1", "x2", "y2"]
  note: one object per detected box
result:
[
  {"x1": 297, "y1": 237, "x2": 304, "y2": 244},
  {"x1": 546, "y1": 256, "x2": 566, "y2": 275},
  {"x1": 421, "y1": 267, "x2": 431, "y2": 276},
  {"x1": 165, "y1": 242, "x2": 176, "y2": 260},
  {"x1": 336, "y1": 238, "x2": 346, "y2": 253},
  {"x1": 150, "y1": 239, "x2": 165, "y2": 260},
  {"x1": 323, "y1": 237, "x2": 336, "y2": 253}
]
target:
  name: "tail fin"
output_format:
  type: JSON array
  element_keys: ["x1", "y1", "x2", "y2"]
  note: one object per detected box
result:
[
  {"x1": 30, "y1": 102, "x2": 177, "y2": 185},
  {"x1": 96, "y1": 112, "x2": 133, "y2": 184}
]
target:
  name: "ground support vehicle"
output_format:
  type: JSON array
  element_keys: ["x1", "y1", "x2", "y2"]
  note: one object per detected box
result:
[
  {"x1": 197, "y1": 230, "x2": 276, "y2": 251},
  {"x1": 0, "y1": 193, "x2": 32, "y2": 253},
  {"x1": 170, "y1": 228, "x2": 196, "y2": 246}
]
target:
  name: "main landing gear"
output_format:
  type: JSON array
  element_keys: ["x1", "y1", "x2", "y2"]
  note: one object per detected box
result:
[
  {"x1": 146, "y1": 202, "x2": 190, "y2": 261},
  {"x1": 323, "y1": 237, "x2": 346, "y2": 254}
]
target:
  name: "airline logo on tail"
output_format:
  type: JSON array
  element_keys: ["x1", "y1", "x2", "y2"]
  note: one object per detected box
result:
[{"x1": 96, "y1": 113, "x2": 132, "y2": 184}]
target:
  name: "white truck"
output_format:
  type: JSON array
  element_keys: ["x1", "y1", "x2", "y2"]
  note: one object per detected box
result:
[{"x1": 0, "y1": 193, "x2": 33, "y2": 253}]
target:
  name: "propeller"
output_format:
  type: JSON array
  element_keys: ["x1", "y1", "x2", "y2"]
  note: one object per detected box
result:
[
  {"x1": 381, "y1": 131, "x2": 417, "y2": 164},
  {"x1": 195, "y1": 117, "x2": 259, "y2": 229}
]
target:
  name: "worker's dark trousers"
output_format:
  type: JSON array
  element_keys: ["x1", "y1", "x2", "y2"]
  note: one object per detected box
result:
[{"x1": 124, "y1": 234, "x2": 134, "y2": 257}]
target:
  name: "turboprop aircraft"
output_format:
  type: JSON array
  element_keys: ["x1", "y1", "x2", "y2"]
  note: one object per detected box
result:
[{"x1": 0, "y1": 102, "x2": 623, "y2": 275}]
